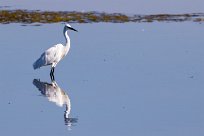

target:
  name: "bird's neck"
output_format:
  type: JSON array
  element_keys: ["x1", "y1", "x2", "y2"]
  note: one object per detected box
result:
[{"x1": 64, "y1": 30, "x2": 70, "y2": 47}]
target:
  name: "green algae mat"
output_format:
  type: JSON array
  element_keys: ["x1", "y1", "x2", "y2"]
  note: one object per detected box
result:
[{"x1": 0, "y1": 10, "x2": 204, "y2": 24}]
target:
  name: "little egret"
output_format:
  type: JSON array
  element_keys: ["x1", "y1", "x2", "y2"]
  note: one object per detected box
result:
[{"x1": 33, "y1": 24, "x2": 77, "y2": 79}]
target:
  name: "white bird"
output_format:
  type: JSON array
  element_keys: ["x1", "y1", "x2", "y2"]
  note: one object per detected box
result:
[{"x1": 33, "y1": 24, "x2": 77, "y2": 79}]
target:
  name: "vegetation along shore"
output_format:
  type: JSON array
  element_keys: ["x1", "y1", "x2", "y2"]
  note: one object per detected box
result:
[{"x1": 0, "y1": 10, "x2": 204, "y2": 24}]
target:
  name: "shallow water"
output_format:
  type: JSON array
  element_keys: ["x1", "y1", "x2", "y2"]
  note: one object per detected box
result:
[
  {"x1": 1, "y1": 0, "x2": 204, "y2": 14},
  {"x1": 0, "y1": 22, "x2": 204, "y2": 136}
]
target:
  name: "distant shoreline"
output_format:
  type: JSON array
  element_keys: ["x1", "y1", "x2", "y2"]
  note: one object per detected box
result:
[{"x1": 0, "y1": 10, "x2": 204, "y2": 24}]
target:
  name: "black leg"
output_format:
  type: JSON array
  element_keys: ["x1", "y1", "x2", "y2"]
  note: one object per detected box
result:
[
  {"x1": 50, "y1": 67, "x2": 55, "y2": 81},
  {"x1": 50, "y1": 74, "x2": 54, "y2": 81},
  {"x1": 50, "y1": 68, "x2": 53, "y2": 77},
  {"x1": 52, "y1": 74, "x2": 55, "y2": 81},
  {"x1": 53, "y1": 67, "x2": 55, "y2": 75}
]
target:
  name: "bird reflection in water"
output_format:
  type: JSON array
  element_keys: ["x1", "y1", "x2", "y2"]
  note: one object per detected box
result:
[{"x1": 33, "y1": 78, "x2": 78, "y2": 130}]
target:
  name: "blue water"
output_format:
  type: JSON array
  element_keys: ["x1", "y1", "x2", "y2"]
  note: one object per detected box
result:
[
  {"x1": 0, "y1": 22, "x2": 203, "y2": 136},
  {"x1": 1, "y1": 0, "x2": 204, "y2": 14}
]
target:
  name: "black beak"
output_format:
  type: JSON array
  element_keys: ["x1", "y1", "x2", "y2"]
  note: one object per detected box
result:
[{"x1": 69, "y1": 27, "x2": 78, "y2": 32}]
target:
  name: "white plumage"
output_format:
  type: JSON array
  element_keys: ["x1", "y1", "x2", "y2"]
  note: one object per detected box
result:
[
  {"x1": 33, "y1": 44, "x2": 67, "y2": 69},
  {"x1": 33, "y1": 24, "x2": 77, "y2": 78}
]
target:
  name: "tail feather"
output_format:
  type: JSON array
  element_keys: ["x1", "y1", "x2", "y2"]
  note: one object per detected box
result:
[
  {"x1": 33, "y1": 53, "x2": 45, "y2": 70},
  {"x1": 33, "y1": 58, "x2": 43, "y2": 69}
]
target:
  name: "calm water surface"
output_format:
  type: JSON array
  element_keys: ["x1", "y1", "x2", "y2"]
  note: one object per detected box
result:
[
  {"x1": 0, "y1": 22, "x2": 204, "y2": 136},
  {"x1": 1, "y1": 0, "x2": 204, "y2": 14}
]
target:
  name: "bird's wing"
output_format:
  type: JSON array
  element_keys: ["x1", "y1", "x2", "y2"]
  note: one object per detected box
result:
[
  {"x1": 33, "y1": 52, "x2": 46, "y2": 69},
  {"x1": 33, "y1": 44, "x2": 64, "y2": 69},
  {"x1": 44, "y1": 44, "x2": 64, "y2": 65}
]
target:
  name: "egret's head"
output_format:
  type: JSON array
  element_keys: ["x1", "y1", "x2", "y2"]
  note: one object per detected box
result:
[{"x1": 64, "y1": 24, "x2": 78, "y2": 32}]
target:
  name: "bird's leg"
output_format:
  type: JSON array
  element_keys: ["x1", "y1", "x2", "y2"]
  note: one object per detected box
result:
[
  {"x1": 50, "y1": 67, "x2": 54, "y2": 78},
  {"x1": 52, "y1": 74, "x2": 55, "y2": 81},
  {"x1": 52, "y1": 67, "x2": 55, "y2": 75},
  {"x1": 50, "y1": 67, "x2": 56, "y2": 81},
  {"x1": 50, "y1": 73, "x2": 55, "y2": 81}
]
